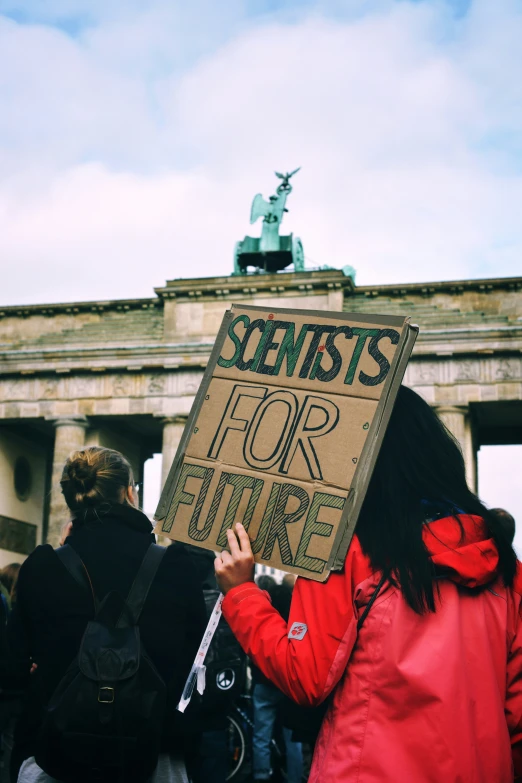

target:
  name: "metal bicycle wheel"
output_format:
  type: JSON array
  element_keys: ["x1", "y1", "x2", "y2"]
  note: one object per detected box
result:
[{"x1": 226, "y1": 714, "x2": 246, "y2": 780}]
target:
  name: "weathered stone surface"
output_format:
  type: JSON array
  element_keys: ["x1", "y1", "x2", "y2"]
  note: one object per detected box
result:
[
  {"x1": 48, "y1": 417, "x2": 88, "y2": 547},
  {"x1": 0, "y1": 514, "x2": 37, "y2": 555},
  {"x1": 0, "y1": 269, "x2": 521, "y2": 548}
]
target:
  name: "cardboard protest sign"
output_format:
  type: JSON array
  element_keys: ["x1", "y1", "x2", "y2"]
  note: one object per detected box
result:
[{"x1": 155, "y1": 304, "x2": 418, "y2": 581}]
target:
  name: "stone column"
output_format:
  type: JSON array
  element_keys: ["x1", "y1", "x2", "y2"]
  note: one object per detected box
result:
[
  {"x1": 161, "y1": 416, "x2": 187, "y2": 489},
  {"x1": 156, "y1": 417, "x2": 186, "y2": 545},
  {"x1": 436, "y1": 406, "x2": 477, "y2": 492},
  {"x1": 48, "y1": 416, "x2": 89, "y2": 546}
]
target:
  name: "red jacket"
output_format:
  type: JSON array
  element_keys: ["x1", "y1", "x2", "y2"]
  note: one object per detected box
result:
[{"x1": 222, "y1": 515, "x2": 522, "y2": 782}]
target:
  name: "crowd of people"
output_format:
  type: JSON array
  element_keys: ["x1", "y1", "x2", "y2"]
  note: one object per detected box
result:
[{"x1": 0, "y1": 384, "x2": 520, "y2": 782}]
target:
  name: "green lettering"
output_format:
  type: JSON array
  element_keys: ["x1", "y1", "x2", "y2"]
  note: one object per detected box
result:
[
  {"x1": 344, "y1": 328, "x2": 379, "y2": 385},
  {"x1": 273, "y1": 324, "x2": 308, "y2": 378},
  {"x1": 308, "y1": 350, "x2": 323, "y2": 381},
  {"x1": 251, "y1": 483, "x2": 281, "y2": 554},
  {"x1": 215, "y1": 474, "x2": 264, "y2": 547},
  {"x1": 312, "y1": 326, "x2": 353, "y2": 382},
  {"x1": 236, "y1": 319, "x2": 266, "y2": 371},
  {"x1": 162, "y1": 462, "x2": 214, "y2": 537},
  {"x1": 294, "y1": 492, "x2": 344, "y2": 573},
  {"x1": 298, "y1": 325, "x2": 330, "y2": 379},
  {"x1": 359, "y1": 328, "x2": 400, "y2": 387},
  {"x1": 262, "y1": 484, "x2": 309, "y2": 565},
  {"x1": 254, "y1": 320, "x2": 291, "y2": 375},
  {"x1": 251, "y1": 320, "x2": 277, "y2": 373},
  {"x1": 217, "y1": 314, "x2": 250, "y2": 369}
]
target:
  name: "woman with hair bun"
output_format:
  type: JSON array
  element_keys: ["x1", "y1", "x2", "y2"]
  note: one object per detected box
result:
[{"x1": 5, "y1": 446, "x2": 206, "y2": 783}]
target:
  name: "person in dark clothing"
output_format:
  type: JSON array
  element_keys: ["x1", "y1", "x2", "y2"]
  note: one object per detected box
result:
[
  {"x1": 256, "y1": 575, "x2": 276, "y2": 594},
  {"x1": 2, "y1": 446, "x2": 207, "y2": 783},
  {"x1": 251, "y1": 577, "x2": 303, "y2": 783},
  {"x1": 0, "y1": 562, "x2": 23, "y2": 783},
  {"x1": 181, "y1": 545, "x2": 246, "y2": 783}
]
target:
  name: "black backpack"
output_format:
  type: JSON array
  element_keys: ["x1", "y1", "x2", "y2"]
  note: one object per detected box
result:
[{"x1": 36, "y1": 543, "x2": 167, "y2": 783}]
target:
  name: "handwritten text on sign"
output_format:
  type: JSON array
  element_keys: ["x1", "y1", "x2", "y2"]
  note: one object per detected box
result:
[{"x1": 158, "y1": 307, "x2": 404, "y2": 580}]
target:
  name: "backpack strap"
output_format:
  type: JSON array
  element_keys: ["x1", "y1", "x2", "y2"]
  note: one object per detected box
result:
[
  {"x1": 55, "y1": 544, "x2": 98, "y2": 612},
  {"x1": 357, "y1": 572, "x2": 387, "y2": 631},
  {"x1": 118, "y1": 544, "x2": 166, "y2": 628}
]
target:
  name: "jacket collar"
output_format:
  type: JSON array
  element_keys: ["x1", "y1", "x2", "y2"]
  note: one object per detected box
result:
[{"x1": 71, "y1": 502, "x2": 154, "y2": 536}]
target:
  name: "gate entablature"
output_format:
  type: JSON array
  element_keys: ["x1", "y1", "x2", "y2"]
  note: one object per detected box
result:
[{"x1": 0, "y1": 271, "x2": 521, "y2": 550}]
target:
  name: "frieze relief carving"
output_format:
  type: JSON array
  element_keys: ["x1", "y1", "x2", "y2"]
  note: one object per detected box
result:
[
  {"x1": 70, "y1": 376, "x2": 96, "y2": 398},
  {"x1": 40, "y1": 377, "x2": 60, "y2": 399},
  {"x1": 0, "y1": 379, "x2": 29, "y2": 401},
  {"x1": 178, "y1": 371, "x2": 203, "y2": 395},
  {"x1": 454, "y1": 360, "x2": 480, "y2": 382},
  {"x1": 404, "y1": 357, "x2": 521, "y2": 389},
  {"x1": 113, "y1": 375, "x2": 131, "y2": 396},
  {"x1": 148, "y1": 375, "x2": 166, "y2": 395},
  {"x1": 496, "y1": 358, "x2": 518, "y2": 380},
  {"x1": 409, "y1": 362, "x2": 439, "y2": 384},
  {"x1": 1, "y1": 358, "x2": 518, "y2": 418}
]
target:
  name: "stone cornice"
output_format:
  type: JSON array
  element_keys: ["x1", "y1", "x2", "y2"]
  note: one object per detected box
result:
[
  {"x1": 0, "y1": 341, "x2": 213, "y2": 358},
  {"x1": 0, "y1": 297, "x2": 160, "y2": 319},
  {"x1": 154, "y1": 268, "x2": 352, "y2": 300},
  {"x1": 0, "y1": 341, "x2": 214, "y2": 375},
  {"x1": 0, "y1": 329, "x2": 520, "y2": 376},
  {"x1": 0, "y1": 273, "x2": 520, "y2": 316},
  {"x1": 348, "y1": 276, "x2": 522, "y2": 297}
]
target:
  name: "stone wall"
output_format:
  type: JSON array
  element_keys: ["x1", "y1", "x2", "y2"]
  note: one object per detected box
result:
[
  {"x1": 0, "y1": 429, "x2": 47, "y2": 565},
  {"x1": 0, "y1": 268, "x2": 521, "y2": 552}
]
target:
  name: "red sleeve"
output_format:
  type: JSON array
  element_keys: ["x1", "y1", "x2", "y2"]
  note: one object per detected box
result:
[
  {"x1": 221, "y1": 536, "x2": 373, "y2": 706},
  {"x1": 506, "y1": 569, "x2": 522, "y2": 780}
]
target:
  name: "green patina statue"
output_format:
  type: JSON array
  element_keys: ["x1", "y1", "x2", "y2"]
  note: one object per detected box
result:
[{"x1": 233, "y1": 168, "x2": 305, "y2": 275}]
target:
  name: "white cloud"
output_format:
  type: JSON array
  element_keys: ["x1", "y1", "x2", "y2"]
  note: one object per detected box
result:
[{"x1": 1, "y1": 0, "x2": 522, "y2": 306}]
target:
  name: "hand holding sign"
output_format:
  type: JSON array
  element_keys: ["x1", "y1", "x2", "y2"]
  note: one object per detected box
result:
[{"x1": 215, "y1": 524, "x2": 255, "y2": 594}]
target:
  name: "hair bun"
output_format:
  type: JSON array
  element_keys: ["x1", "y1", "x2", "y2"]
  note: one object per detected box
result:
[
  {"x1": 61, "y1": 446, "x2": 133, "y2": 512},
  {"x1": 68, "y1": 457, "x2": 96, "y2": 492}
]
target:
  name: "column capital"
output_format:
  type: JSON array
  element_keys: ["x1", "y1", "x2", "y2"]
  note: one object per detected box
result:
[
  {"x1": 159, "y1": 415, "x2": 187, "y2": 426},
  {"x1": 434, "y1": 405, "x2": 468, "y2": 416},
  {"x1": 51, "y1": 415, "x2": 89, "y2": 430},
  {"x1": 47, "y1": 415, "x2": 88, "y2": 546}
]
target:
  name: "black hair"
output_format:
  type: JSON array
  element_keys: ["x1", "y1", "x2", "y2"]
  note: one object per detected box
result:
[
  {"x1": 490, "y1": 508, "x2": 516, "y2": 545},
  {"x1": 356, "y1": 386, "x2": 517, "y2": 614}
]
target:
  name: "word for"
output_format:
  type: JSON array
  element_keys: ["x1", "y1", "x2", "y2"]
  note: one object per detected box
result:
[
  {"x1": 163, "y1": 462, "x2": 345, "y2": 574},
  {"x1": 209, "y1": 384, "x2": 339, "y2": 481},
  {"x1": 218, "y1": 315, "x2": 400, "y2": 387}
]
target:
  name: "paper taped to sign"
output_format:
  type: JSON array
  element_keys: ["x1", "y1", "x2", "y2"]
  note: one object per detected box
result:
[{"x1": 155, "y1": 304, "x2": 418, "y2": 582}]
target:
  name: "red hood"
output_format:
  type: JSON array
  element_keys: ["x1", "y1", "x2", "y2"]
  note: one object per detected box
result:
[{"x1": 422, "y1": 514, "x2": 499, "y2": 588}]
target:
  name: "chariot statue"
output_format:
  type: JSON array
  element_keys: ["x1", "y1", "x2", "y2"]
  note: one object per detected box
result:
[{"x1": 233, "y1": 168, "x2": 305, "y2": 275}]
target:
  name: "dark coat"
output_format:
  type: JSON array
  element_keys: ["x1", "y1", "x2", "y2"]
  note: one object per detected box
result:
[{"x1": 2, "y1": 503, "x2": 207, "y2": 765}]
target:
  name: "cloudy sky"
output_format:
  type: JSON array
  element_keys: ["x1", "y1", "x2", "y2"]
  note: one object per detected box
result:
[
  {"x1": 2, "y1": 0, "x2": 521, "y2": 549},
  {"x1": 1, "y1": 0, "x2": 521, "y2": 306}
]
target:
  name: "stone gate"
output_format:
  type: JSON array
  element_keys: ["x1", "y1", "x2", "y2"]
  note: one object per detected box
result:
[{"x1": 1, "y1": 268, "x2": 521, "y2": 564}]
